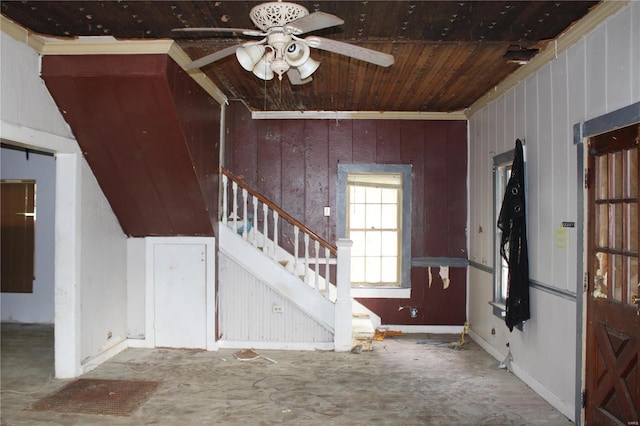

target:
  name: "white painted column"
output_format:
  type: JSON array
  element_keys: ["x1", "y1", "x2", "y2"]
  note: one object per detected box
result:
[
  {"x1": 54, "y1": 153, "x2": 82, "y2": 378},
  {"x1": 334, "y1": 238, "x2": 353, "y2": 352}
]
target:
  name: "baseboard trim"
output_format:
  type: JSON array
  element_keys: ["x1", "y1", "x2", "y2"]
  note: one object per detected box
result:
[
  {"x1": 468, "y1": 330, "x2": 575, "y2": 422},
  {"x1": 381, "y1": 325, "x2": 464, "y2": 334},
  {"x1": 81, "y1": 338, "x2": 128, "y2": 374},
  {"x1": 217, "y1": 340, "x2": 334, "y2": 351},
  {"x1": 127, "y1": 338, "x2": 152, "y2": 349}
]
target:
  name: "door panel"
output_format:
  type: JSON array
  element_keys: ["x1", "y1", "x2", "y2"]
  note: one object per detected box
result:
[
  {"x1": 586, "y1": 123, "x2": 640, "y2": 425},
  {"x1": 1, "y1": 181, "x2": 36, "y2": 293}
]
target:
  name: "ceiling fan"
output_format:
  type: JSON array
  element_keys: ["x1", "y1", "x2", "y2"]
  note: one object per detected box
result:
[{"x1": 173, "y1": 0, "x2": 394, "y2": 85}]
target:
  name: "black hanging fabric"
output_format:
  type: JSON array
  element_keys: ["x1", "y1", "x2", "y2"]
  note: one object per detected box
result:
[{"x1": 497, "y1": 139, "x2": 530, "y2": 331}]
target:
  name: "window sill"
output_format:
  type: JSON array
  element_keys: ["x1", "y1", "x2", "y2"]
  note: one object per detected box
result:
[
  {"x1": 488, "y1": 301, "x2": 526, "y2": 331},
  {"x1": 352, "y1": 287, "x2": 411, "y2": 299},
  {"x1": 489, "y1": 301, "x2": 506, "y2": 319}
]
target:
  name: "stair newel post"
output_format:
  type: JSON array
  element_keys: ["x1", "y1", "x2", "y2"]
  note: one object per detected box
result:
[
  {"x1": 252, "y1": 197, "x2": 258, "y2": 247},
  {"x1": 304, "y1": 233, "x2": 310, "y2": 284},
  {"x1": 222, "y1": 174, "x2": 228, "y2": 225},
  {"x1": 241, "y1": 188, "x2": 249, "y2": 240},
  {"x1": 293, "y1": 226, "x2": 300, "y2": 271},
  {"x1": 324, "y1": 246, "x2": 331, "y2": 300},
  {"x1": 335, "y1": 238, "x2": 353, "y2": 352},
  {"x1": 262, "y1": 203, "x2": 268, "y2": 255},
  {"x1": 232, "y1": 182, "x2": 239, "y2": 234},
  {"x1": 314, "y1": 240, "x2": 320, "y2": 293},
  {"x1": 272, "y1": 211, "x2": 279, "y2": 261}
]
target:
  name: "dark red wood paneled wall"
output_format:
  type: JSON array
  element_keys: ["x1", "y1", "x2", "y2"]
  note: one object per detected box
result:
[
  {"x1": 41, "y1": 54, "x2": 220, "y2": 237},
  {"x1": 226, "y1": 101, "x2": 468, "y2": 325}
]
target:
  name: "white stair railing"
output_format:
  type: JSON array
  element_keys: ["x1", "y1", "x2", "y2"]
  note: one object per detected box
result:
[{"x1": 221, "y1": 168, "x2": 344, "y2": 303}]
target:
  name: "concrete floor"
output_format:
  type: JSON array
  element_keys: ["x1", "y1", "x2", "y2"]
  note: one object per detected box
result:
[{"x1": 1, "y1": 323, "x2": 573, "y2": 425}]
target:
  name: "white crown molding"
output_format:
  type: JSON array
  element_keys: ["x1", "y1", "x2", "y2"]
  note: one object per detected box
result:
[
  {"x1": 251, "y1": 110, "x2": 467, "y2": 121},
  {"x1": 0, "y1": 15, "x2": 228, "y2": 107},
  {"x1": 466, "y1": 0, "x2": 629, "y2": 117}
]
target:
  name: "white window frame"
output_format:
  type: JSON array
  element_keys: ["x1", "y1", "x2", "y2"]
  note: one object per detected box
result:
[
  {"x1": 492, "y1": 150, "x2": 514, "y2": 316},
  {"x1": 337, "y1": 164, "x2": 412, "y2": 291}
]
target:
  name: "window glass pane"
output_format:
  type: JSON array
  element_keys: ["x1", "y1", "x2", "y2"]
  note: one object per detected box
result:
[
  {"x1": 610, "y1": 152, "x2": 623, "y2": 199},
  {"x1": 381, "y1": 231, "x2": 398, "y2": 256},
  {"x1": 381, "y1": 187, "x2": 398, "y2": 203},
  {"x1": 365, "y1": 186, "x2": 381, "y2": 203},
  {"x1": 627, "y1": 257, "x2": 638, "y2": 305},
  {"x1": 612, "y1": 254, "x2": 623, "y2": 301},
  {"x1": 610, "y1": 204, "x2": 622, "y2": 250},
  {"x1": 350, "y1": 204, "x2": 366, "y2": 229},
  {"x1": 597, "y1": 204, "x2": 608, "y2": 248},
  {"x1": 501, "y1": 264, "x2": 509, "y2": 300},
  {"x1": 594, "y1": 252, "x2": 608, "y2": 299},
  {"x1": 351, "y1": 257, "x2": 365, "y2": 282},
  {"x1": 365, "y1": 231, "x2": 382, "y2": 256},
  {"x1": 380, "y1": 204, "x2": 397, "y2": 228},
  {"x1": 625, "y1": 147, "x2": 637, "y2": 198},
  {"x1": 624, "y1": 203, "x2": 638, "y2": 252},
  {"x1": 365, "y1": 204, "x2": 382, "y2": 229},
  {"x1": 381, "y1": 257, "x2": 397, "y2": 282},
  {"x1": 596, "y1": 155, "x2": 608, "y2": 200},
  {"x1": 365, "y1": 257, "x2": 381, "y2": 283},
  {"x1": 350, "y1": 231, "x2": 366, "y2": 256},
  {"x1": 351, "y1": 185, "x2": 366, "y2": 203}
]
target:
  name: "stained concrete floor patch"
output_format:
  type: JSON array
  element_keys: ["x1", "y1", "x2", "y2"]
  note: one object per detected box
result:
[{"x1": 30, "y1": 378, "x2": 159, "y2": 416}]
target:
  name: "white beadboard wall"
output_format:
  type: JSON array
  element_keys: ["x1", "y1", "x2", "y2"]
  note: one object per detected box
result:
[
  {"x1": 218, "y1": 252, "x2": 333, "y2": 348},
  {"x1": 467, "y1": 2, "x2": 639, "y2": 421}
]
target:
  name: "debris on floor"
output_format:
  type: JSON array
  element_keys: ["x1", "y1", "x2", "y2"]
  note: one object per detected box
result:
[
  {"x1": 234, "y1": 349, "x2": 277, "y2": 364},
  {"x1": 374, "y1": 328, "x2": 404, "y2": 341},
  {"x1": 447, "y1": 322, "x2": 470, "y2": 350}
]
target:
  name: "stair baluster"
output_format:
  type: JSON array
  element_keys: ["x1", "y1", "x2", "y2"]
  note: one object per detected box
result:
[
  {"x1": 232, "y1": 181, "x2": 239, "y2": 234},
  {"x1": 293, "y1": 226, "x2": 300, "y2": 271},
  {"x1": 241, "y1": 188, "x2": 249, "y2": 239},
  {"x1": 314, "y1": 240, "x2": 320, "y2": 293},
  {"x1": 222, "y1": 174, "x2": 228, "y2": 226},
  {"x1": 304, "y1": 233, "x2": 310, "y2": 284},
  {"x1": 272, "y1": 211, "x2": 279, "y2": 261},
  {"x1": 324, "y1": 246, "x2": 331, "y2": 299}
]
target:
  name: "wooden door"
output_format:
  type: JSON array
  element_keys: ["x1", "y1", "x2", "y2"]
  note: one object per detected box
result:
[
  {"x1": 585, "y1": 123, "x2": 640, "y2": 425},
  {"x1": 1, "y1": 180, "x2": 36, "y2": 293}
]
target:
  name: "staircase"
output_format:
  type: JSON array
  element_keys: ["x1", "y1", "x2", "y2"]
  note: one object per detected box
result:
[{"x1": 219, "y1": 168, "x2": 377, "y2": 351}]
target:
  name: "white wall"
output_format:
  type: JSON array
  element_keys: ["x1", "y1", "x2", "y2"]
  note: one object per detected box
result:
[
  {"x1": 78, "y1": 159, "x2": 128, "y2": 364},
  {"x1": 467, "y1": 2, "x2": 640, "y2": 421},
  {"x1": 0, "y1": 148, "x2": 56, "y2": 323},
  {"x1": 1, "y1": 27, "x2": 129, "y2": 377},
  {"x1": 127, "y1": 237, "x2": 146, "y2": 339}
]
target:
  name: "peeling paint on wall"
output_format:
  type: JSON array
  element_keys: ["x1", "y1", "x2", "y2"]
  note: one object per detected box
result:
[
  {"x1": 428, "y1": 266, "x2": 450, "y2": 289},
  {"x1": 439, "y1": 266, "x2": 450, "y2": 289}
]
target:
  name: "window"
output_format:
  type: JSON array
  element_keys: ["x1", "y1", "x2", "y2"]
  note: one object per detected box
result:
[
  {"x1": 1, "y1": 180, "x2": 36, "y2": 293},
  {"x1": 493, "y1": 151, "x2": 514, "y2": 311},
  {"x1": 337, "y1": 164, "x2": 411, "y2": 289}
]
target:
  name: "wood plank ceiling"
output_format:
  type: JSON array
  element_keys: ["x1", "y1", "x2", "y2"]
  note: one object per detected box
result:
[{"x1": 1, "y1": 1, "x2": 599, "y2": 112}]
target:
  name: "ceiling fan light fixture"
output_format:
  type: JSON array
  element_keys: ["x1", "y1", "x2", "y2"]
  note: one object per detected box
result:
[
  {"x1": 236, "y1": 44, "x2": 266, "y2": 71},
  {"x1": 252, "y1": 52, "x2": 275, "y2": 80},
  {"x1": 270, "y1": 57, "x2": 290, "y2": 79},
  {"x1": 284, "y1": 41, "x2": 310, "y2": 67},
  {"x1": 296, "y1": 57, "x2": 320, "y2": 79},
  {"x1": 249, "y1": 2, "x2": 309, "y2": 31}
]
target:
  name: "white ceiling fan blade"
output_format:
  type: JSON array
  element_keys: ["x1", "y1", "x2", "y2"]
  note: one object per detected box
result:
[
  {"x1": 305, "y1": 36, "x2": 394, "y2": 67},
  {"x1": 287, "y1": 68, "x2": 313, "y2": 85},
  {"x1": 184, "y1": 44, "x2": 244, "y2": 70},
  {"x1": 172, "y1": 27, "x2": 265, "y2": 37},
  {"x1": 285, "y1": 12, "x2": 344, "y2": 35}
]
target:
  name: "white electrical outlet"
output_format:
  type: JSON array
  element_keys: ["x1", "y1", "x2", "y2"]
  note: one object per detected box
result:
[
  {"x1": 323, "y1": 206, "x2": 330, "y2": 217},
  {"x1": 273, "y1": 305, "x2": 284, "y2": 313}
]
